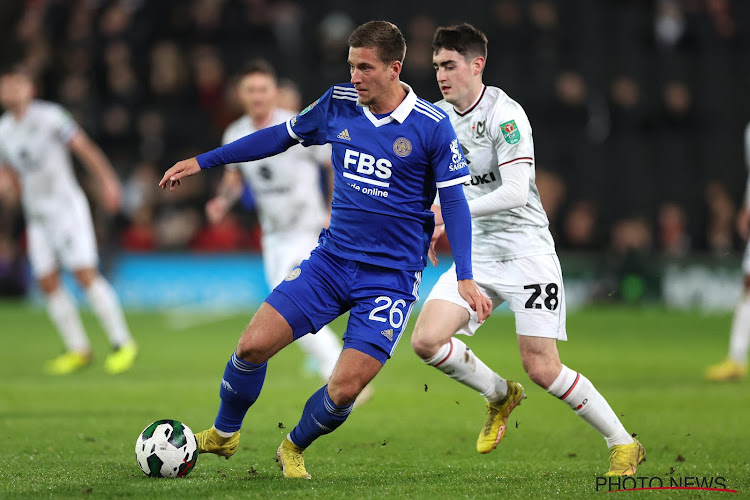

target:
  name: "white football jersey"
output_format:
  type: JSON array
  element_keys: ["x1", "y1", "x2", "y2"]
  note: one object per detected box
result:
[
  {"x1": 0, "y1": 100, "x2": 82, "y2": 218},
  {"x1": 222, "y1": 108, "x2": 330, "y2": 235},
  {"x1": 435, "y1": 86, "x2": 555, "y2": 261}
]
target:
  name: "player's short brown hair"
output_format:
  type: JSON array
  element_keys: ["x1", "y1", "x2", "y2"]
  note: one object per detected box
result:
[
  {"x1": 348, "y1": 21, "x2": 407, "y2": 64},
  {"x1": 432, "y1": 23, "x2": 488, "y2": 61},
  {"x1": 237, "y1": 59, "x2": 277, "y2": 83}
]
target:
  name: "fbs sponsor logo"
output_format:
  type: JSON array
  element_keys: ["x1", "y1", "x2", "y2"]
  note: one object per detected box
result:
[
  {"x1": 285, "y1": 267, "x2": 301, "y2": 281},
  {"x1": 595, "y1": 476, "x2": 735, "y2": 493},
  {"x1": 337, "y1": 129, "x2": 351, "y2": 141},
  {"x1": 381, "y1": 329, "x2": 393, "y2": 341}
]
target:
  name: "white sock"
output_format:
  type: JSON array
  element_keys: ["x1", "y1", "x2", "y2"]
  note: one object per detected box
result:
[
  {"x1": 547, "y1": 365, "x2": 633, "y2": 448},
  {"x1": 295, "y1": 325, "x2": 342, "y2": 380},
  {"x1": 46, "y1": 287, "x2": 90, "y2": 352},
  {"x1": 424, "y1": 337, "x2": 508, "y2": 402},
  {"x1": 214, "y1": 427, "x2": 234, "y2": 438},
  {"x1": 85, "y1": 276, "x2": 133, "y2": 348},
  {"x1": 728, "y1": 294, "x2": 750, "y2": 364}
]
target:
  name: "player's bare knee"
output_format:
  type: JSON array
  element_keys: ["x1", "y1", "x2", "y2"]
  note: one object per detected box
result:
[
  {"x1": 326, "y1": 380, "x2": 360, "y2": 406},
  {"x1": 524, "y1": 361, "x2": 559, "y2": 389},
  {"x1": 235, "y1": 336, "x2": 270, "y2": 364},
  {"x1": 410, "y1": 329, "x2": 439, "y2": 359},
  {"x1": 73, "y1": 268, "x2": 98, "y2": 288},
  {"x1": 38, "y1": 273, "x2": 60, "y2": 295}
]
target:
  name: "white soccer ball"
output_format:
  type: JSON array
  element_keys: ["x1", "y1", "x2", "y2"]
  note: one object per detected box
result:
[{"x1": 135, "y1": 419, "x2": 198, "y2": 478}]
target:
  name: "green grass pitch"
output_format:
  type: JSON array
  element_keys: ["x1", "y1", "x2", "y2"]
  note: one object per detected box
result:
[{"x1": 1, "y1": 302, "x2": 748, "y2": 499}]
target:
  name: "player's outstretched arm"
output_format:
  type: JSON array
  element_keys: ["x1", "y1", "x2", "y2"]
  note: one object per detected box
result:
[
  {"x1": 161, "y1": 122, "x2": 298, "y2": 192},
  {"x1": 159, "y1": 157, "x2": 201, "y2": 191}
]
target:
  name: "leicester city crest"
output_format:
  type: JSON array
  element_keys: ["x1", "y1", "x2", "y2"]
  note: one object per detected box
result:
[{"x1": 393, "y1": 137, "x2": 412, "y2": 157}]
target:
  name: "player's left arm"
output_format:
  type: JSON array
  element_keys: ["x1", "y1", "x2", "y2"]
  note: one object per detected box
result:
[
  {"x1": 69, "y1": 131, "x2": 122, "y2": 213},
  {"x1": 429, "y1": 121, "x2": 492, "y2": 321}
]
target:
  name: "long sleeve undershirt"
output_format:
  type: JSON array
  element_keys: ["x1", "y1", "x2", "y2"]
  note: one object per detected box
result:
[{"x1": 466, "y1": 162, "x2": 530, "y2": 217}]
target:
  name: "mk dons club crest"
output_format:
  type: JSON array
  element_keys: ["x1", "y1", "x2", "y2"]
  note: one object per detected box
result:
[
  {"x1": 284, "y1": 267, "x2": 301, "y2": 281},
  {"x1": 500, "y1": 120, "x2": 520, "y2": 144},
  {"x1": 470, "y1": 119, "x2": 487, "y2": 139},
  {"x1": 393, "y1": 137, "x2": 412, "y2": 157}
]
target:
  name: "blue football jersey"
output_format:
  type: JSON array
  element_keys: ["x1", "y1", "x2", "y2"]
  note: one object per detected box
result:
[{"x1": 286, "y1": 83, "x2": 470, "y2": 271}]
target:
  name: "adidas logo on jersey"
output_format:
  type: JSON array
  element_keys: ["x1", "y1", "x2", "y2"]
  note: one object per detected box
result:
[
  {"x1": 381, "y1": 329, "x2": 393, "y2": 341},
  {"x1": 337, "y1": 129, "x2": 351, "y2": 141}
]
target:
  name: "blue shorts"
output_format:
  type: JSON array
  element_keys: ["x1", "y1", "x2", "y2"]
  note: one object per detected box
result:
[{"x1": 265, "y1": 246, "x2": 422, "y2": 365}]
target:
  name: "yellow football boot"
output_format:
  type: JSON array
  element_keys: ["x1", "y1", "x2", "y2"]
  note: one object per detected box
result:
[
  {"x1": 276, "y1": 437, "x2": 311, "y2": 479},
  {"x1": 705, "y1": 359, "x2": 747, "y2": 382},
  {"x1": 605, "y1": 438, "x2": 646, "y2": 476},
  {"x1": 195, "y1": 427, "x2": 240, "y2": 459},
  {"x1": 477, "y1": 380, "x2": 526, "y2": 454},
  {"x1": 44, "y1": 351, "x2": 92, "y2": 375},
  {"x1": 104, "y1": 342, "x2": 138, "y2": 374}
]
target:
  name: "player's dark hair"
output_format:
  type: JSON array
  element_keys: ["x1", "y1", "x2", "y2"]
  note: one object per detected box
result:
[
  {"x1": 0, "y1": 62, "x2": 35, "y2": 80},
  {"x1": 348, "y1": 21, "x2": 407, "y2": 64},
  {"x1": 432, "y1": 23, "x2": 488, "y2": 61},
  {"x1": 237, "y1": 59, "x2": 277, "y2": 83}
]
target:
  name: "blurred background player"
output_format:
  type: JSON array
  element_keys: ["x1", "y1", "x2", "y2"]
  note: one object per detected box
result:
[
  {"x1": 0, "y1": 65, "x2": 136, "y2": 375},
  {"x1": 277, "y1": 78, "x2": 303, "y2": 113},
  {"x1": 705, "y1": 120, "x2": 750, "y2": 381},
  {"x1": 204, "y1": 60, "x2": 351, "y2": 388},
  {"x1": 410, "y1": 24, "x2": 644, "y2": 476}
]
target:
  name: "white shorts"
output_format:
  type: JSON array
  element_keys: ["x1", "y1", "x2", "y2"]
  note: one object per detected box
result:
[
  {"x1": 262, "y1": 231, "x2": 321, "y2": 289},
  {"x1": 26, "y1": 192, "x2": 99, "y2": 278},
  {"x1": 424, "y1": 253, "x2": 567, "y2": 340},
  {"x1": 743, "y1": 241, "x2": 750, "y2": 275}
]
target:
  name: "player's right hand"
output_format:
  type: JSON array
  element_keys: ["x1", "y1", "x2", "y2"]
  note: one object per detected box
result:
[
  {"x1": 428, "y1": 224, "x2": 445, "y2": 266},
  {"x1": 205, "y1": 197, "x2": 229, "y2": 225},
  {"x1": 457, "y1": 279, "x2": 492, "y2": 323},
  {"x1": 159, "y1": 157, "x2": 201, "y2": 191}
]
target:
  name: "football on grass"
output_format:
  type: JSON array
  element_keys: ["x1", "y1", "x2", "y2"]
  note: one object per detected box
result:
[{"x1": 135, "y1": 419, "x2": 198, "y2": 478}]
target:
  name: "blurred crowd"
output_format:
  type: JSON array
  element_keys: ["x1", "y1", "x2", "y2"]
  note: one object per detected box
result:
[{"x1": 1, "y1": 0, "x2": 750, "y2": 296}]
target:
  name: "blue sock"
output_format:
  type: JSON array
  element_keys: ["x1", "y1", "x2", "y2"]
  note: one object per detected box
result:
[
  {"x1": 289, "y1": 385, "x2": 353, "y2": 448},
  {"x1": 214, "y1": 352, "x2": 267, "y2": 433}
]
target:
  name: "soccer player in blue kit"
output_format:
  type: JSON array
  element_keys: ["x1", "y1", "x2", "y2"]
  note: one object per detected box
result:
[{"x1": 159, "y1": 21, "x2": 492, "y2": 479}]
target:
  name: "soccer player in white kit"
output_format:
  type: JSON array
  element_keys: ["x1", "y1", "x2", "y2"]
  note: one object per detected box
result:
[
  {"x1": 409, "y1": 24, "x2": 645, "y2": 476},
  {"x1": 205, "y1": 61, "x2": 351, "y2": 388},
  {"x1": 0, "y1": 66, "x2": 136, "y2": 375},
  {"x1": 705, "y1": 121, "x2": 750, "y2": 381}
]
